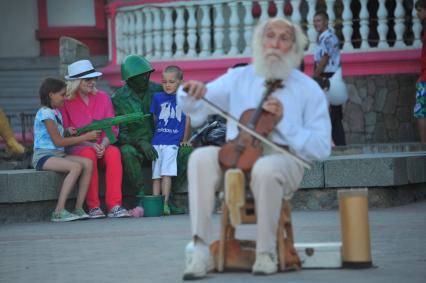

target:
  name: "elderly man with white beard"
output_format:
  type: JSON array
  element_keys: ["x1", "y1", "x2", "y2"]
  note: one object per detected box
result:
[{"x1": 178, "y1": 18, "x2": 332, "y2": 280}]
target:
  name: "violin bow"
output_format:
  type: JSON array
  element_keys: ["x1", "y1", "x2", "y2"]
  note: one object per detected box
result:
[{"x1": 200, "y1": 96, "x2": 312, "y2": 170}]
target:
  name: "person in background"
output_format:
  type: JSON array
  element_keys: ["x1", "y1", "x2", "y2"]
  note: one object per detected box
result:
[
  {"x1": 150, "y1": 65, "x2": 190, "y2": 215},
  {"x1": 60, "y1": 59, "x2": 129, "y2": 219},
  {"x1": 33, "y1": 77, "x2": 100, "y2": 222},
  {"x1": 178, "y1": 18, "x2": 331, "y2": 279},
  {"x1": 112, "y1": 55, "x2": 189, "y2": 214},
  {"x1": 313, "y1": 11, "x2": 346, "y2": 146},
  {"x1": 415, "y1": 0, "x2": 426, "y2": 143}
]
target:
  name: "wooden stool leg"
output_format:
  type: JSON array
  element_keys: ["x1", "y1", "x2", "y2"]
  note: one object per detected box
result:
[
  {"x1": 218, "y1": 202, "x2": 228, "y2": 272},
  {"x1": 278, "y1": 200, "x2": 301, "y2": 271},
  {"x1": 277, "y1": 202, "x2": 286, "y2": 271}
]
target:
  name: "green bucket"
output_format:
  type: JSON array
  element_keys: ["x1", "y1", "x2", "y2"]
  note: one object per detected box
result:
[{"x1": 141, "y1": 195, "x2": 164, "y2": 217}]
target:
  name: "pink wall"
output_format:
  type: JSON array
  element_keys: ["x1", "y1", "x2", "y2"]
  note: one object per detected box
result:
[{"x1": 102, "y1": 49, "x2": 421, "y2": 87}]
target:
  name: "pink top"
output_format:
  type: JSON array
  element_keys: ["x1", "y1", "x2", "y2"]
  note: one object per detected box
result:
[
  {"x1": 59, "y1": 90, "x2": 118, "y2": 153},
  {"x1": 421, "y1": 31, "x2": 426, "y2": 82}
]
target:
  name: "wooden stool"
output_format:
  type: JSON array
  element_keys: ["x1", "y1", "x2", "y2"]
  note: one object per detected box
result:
[{"x1": 210, "y1": 169, "x2": 301, "y2": 272}]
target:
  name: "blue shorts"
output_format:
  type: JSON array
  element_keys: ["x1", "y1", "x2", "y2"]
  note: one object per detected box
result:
[
  {"x1": 414, "y1": 82, "x2": 426, "y2": 118},
  {"x1": 35, "y1": 155, "x2": 53, "y2": 171},
  {"x1": 32, "y1": 148, "x2": 66, "y2": 170}
]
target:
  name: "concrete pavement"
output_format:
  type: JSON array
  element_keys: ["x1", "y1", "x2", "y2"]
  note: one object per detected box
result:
[{"x1": 0, "y1": 201, "x2": 425, "y2": 283}]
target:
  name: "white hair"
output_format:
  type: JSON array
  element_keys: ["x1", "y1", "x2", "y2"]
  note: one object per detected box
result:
[
  {"x1": 252, "y1": 18, "x2": 307, "y2": 80},
  {"x1": 65, "y1": 79, "x2": 97, "y2": 100}
]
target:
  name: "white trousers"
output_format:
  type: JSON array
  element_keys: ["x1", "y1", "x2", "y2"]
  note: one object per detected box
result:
[{"x1": 188, "y1": 146, "x2": 304, "y2": 254}]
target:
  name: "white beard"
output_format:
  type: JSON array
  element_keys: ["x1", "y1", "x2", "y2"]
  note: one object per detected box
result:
[{"x1": 253, "y1": 48, "x2": 299, "y2": 81}]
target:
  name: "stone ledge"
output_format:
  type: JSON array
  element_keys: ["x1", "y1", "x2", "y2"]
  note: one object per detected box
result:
[
  {"x1": 2, "y1": 152, "x2": 426, "y2": 204},
  {"x1": 2, "y1": 149, "x2": 426, "y2": 223},
  {"x1": 324, "y1": 152, "x2": 426, "y2": 187}
]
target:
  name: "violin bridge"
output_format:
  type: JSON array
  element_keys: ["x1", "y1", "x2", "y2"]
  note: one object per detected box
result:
[{"x1": 225, "y1": 169, "x2": 245, "y2": 227}]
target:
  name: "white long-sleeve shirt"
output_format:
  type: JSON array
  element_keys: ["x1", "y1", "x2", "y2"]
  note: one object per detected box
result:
[{"x1": 177, "y1": 65, "x2": 332, "y2": 161}]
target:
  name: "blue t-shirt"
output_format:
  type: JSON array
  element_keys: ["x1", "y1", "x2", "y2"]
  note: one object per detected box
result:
[
  {"x1": 150, "y1": 91, "x2": 186, "y2": 145},
  {"x1": 33, "y1": 107, "x2": 64, "y2": 151}
]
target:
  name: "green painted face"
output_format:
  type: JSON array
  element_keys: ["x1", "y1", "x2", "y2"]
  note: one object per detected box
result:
[
  {"x1": 121, "y1": 55, "x2": 154, "y2": 81},
  {"x1": 127, "y1": 72, "x2": 151, "y2": 93}
]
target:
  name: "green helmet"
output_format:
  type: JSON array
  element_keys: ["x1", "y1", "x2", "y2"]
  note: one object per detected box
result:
[{"x1": 121, "y1": 55, "x2": 154, "y2": 81}]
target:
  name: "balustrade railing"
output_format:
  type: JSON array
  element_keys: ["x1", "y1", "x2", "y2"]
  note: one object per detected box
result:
[{"x1": 105, "y1": 0, "x2": 421, "y2": 68}]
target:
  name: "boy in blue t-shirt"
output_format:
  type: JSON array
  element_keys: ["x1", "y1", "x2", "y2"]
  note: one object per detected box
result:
[{"x1": 150, "y1": 65, "x2": 190, "y2": 215}]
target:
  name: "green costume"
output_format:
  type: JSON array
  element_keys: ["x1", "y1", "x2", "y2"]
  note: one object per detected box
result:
[{"x1": 111, "y1": 55, "x2": 191, "y2": 213}]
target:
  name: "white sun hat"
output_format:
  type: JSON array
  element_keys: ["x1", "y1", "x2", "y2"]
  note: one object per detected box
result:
[{"x1": 65, "y1": 59, "x2": 103, "y2": 80}]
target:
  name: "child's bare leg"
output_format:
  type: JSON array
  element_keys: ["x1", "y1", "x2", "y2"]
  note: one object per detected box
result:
[
  {"x1": 161, "y1": 176, "x2": 172, "y2": 204},
  {"x1": 43, "y1": 157, "x2": 82, "y2": 212},
  {"x1": 66, "y1": 155, "x2": 93, "y2": 210},
  {"x1": 153, "y1": 179, "x2": 161, "y2": 195}
]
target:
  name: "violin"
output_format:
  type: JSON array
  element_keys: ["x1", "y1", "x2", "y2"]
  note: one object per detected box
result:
[
  {"x1": 218, "y1": 79, "x2": 284, "y2": 173},
  {"x1": 183, "y1": 82, "x2": 311, "y2": 170}
]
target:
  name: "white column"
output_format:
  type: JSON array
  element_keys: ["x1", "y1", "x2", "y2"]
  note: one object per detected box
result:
[
  {"x1": 342, "y1": 0, "x2": 354, "y2": 51},
  {"x1": 275, "y1": 0, "x2": 284, "y2": 19},
  {"x1": 152, "y1": 7, "x2": 162, "y2": 58},
  {"x1": 290, "y1": 0, "x2": 302, "y2": 27},
  {"x1": 174, "y1": 7, "x2": 185, "y2": 58},
  {"x1": 115, "y1": 12, "x2": 124, "y2": 63},
  {"x1": 228, "y1": 2, "x2": 240, "y2": 55},
  {"x1": 107, "y1": 17, "x2": 112, "y2": 61},
  {"x1": 144, "y1": 8, "x2": 154, "y2": 59},
  {"x1": 377, "y1": 0, "x2": 389, "y2": 49},
  {"x1": 326, "y1": 0, "x2": 335, "y2": 27},
  {"x1": 213, "y1": 3, "x2": 225, "y2": 56},
  {"x1": 412, "y1": 4, "x2": 422, "y2": 48},
  {"x1": 393, "y1": 0, "x2": 405, "y2": 48},
  {"x1": 242, "y1": 0, "x2": 253, "y2": 56},
  {"x1": 199, "y1": 5, "x2": 211, "y2": 57},
  {"x1": 162, "y1": 7, "x2": 173, "y2": 58},
  {"x1": 128, "y1": 12, "x2": 136, "y2": 55},
  {"x1": 306, "y1": 0, "x2": 317, "y2": 53},
  {"x1": 259, "y1": 0, "x2": 269, "y2": 22},
  {"x1": 359, "y1": 0, "x2": 369, "y2": 49},
  {"x1": 186, "y1": 6, "x2": 197, "y2": 57},
  {"x1": 122, "y1": 13, "x2": 130, "y2": 57},
  {"x1": 135, "y1": 10, "x2": 144, "y2": 55}
]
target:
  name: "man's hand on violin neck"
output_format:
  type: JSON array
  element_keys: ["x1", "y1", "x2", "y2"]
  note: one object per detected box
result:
[
  {"x1": 263, "y1": 96, "x2": 283, "y2": 121},
  {"x1": 183, "y1": 80, "x2": 206, "y2": 100}
]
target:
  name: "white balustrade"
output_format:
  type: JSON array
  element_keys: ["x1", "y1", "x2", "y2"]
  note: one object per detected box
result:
[
  {"x1": 128, "y1": 12, "x2": 136, "y2": 55},
  {"x1": 393, "y1": 0, "x2": 405, "y2": 48},
  {"x1": 326, "y1": 0, "x2": 335, "y2": 27},
  {"x1": 290, "y1": 0, "x2": 302, "y2": 27},
  {"x1": 115, "y1": 12, "x2": 123, "y2": 63},
  {"x1": 199, "y1": 5, "x2": 211, "y2": 57},
  {"x1": 342, "y1": 0, "x2": 354, "y2": 51},
  {"x1": 242, "y1": 1, "x2": 253, "y2": 56},
  {"x1": 228, "y1": 2, "x2": 240, "y2": 55},
  {"x1": 152, "y1": 7, "x2": 162, "y2": 59},
  {"x1": 213, "y1": 3, "x2": 225, "y2": 56},
  {"x1": 275, "y1": 0, "x2": 284, "y2": 19},
  {"x1": 306, "y1": 0, "x2": 317, "y2": 53},
  {"x1": 377, "y1": 0, "x2": 389, "y2": 49},
  {"x1": 135, "y1": 10, "x2": 143, "y2": 55},
  {"x1": 108, "y1": 0, "x2": 421, "y2": 64},
  {"x1": 144, "y1": 8, "x2": 153, "y2": 59},
  {"x1": 162, "y1": 8, "x2": 173, "y2": 58},
  {"x1": 259, "y1": 0, "x2": 270, "y2": 23},
  {"x1": 359, "y1": 0, "x2": 369, "y2": 49},
  {"x1": 186, "y1": 6, "x2": 197, "y2": 57},
  {"x1": 412, "y1": 4, "x2": 422, "y2": 48},
  {"x1": 174, "y1": 7, "x2": 185, "y2": 58}
]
